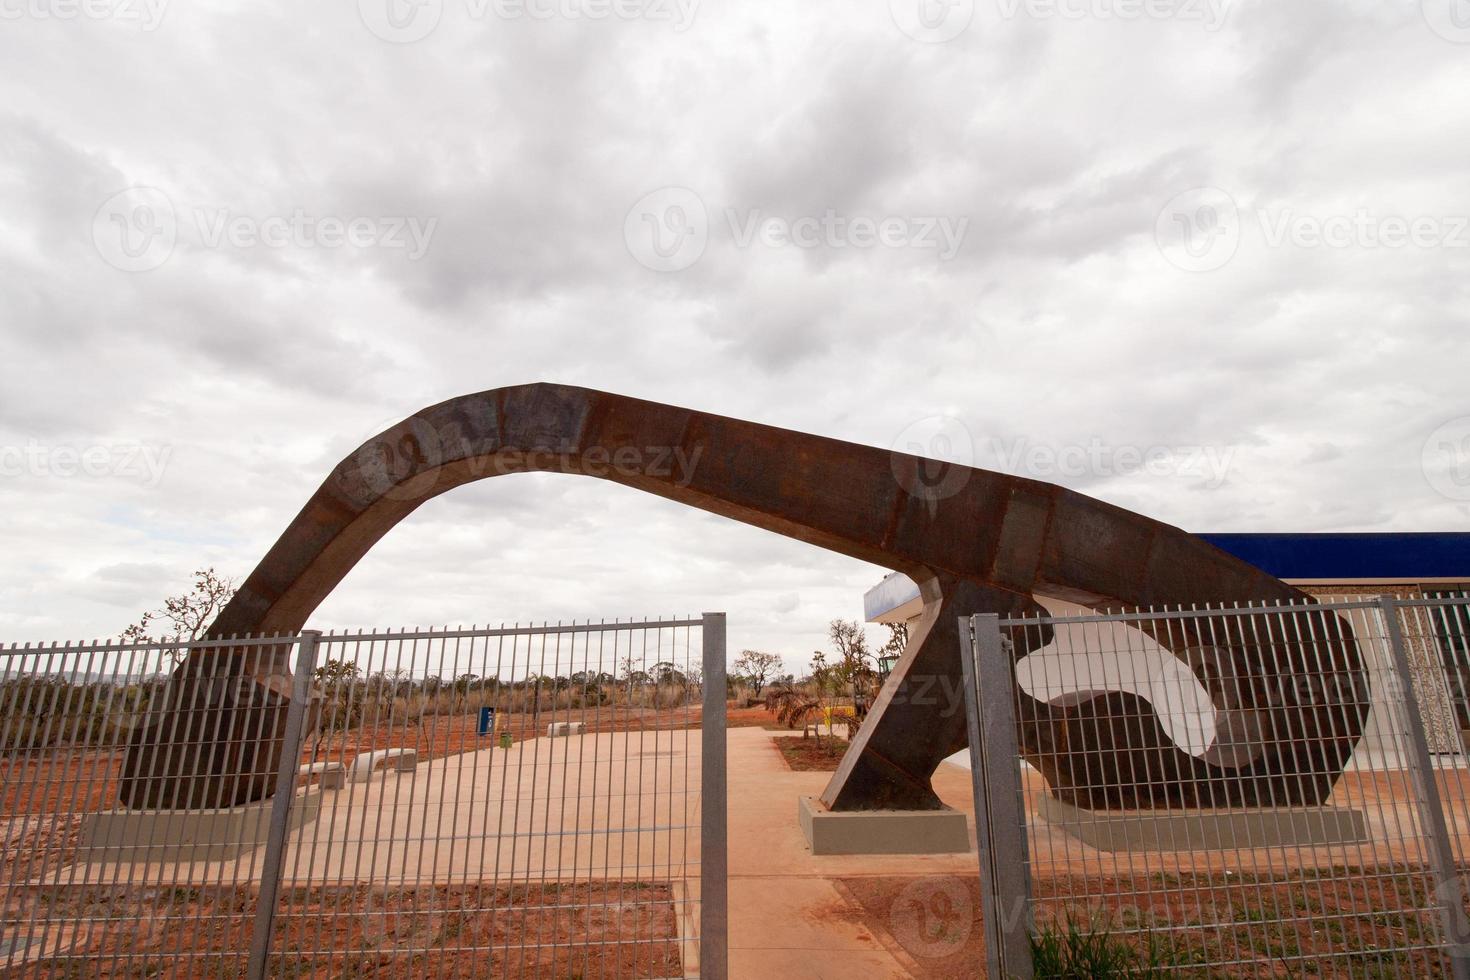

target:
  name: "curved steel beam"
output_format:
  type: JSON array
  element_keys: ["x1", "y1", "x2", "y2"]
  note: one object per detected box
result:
[{"x1": 119, "y1": 383, "x2": 1368, "y2": 813}]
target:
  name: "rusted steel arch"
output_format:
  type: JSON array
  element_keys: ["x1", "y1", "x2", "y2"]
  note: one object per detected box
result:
[{"x1": 119, "y1": 383, "x2": 1368, "y2": 813}]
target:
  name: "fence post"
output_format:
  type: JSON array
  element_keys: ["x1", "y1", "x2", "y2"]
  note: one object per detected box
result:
[
  {"x1": 245, "y1": 631, "x2": 322, "y2": 980},
  {"x1": 1378, "y1": 597, "x2": 1470, "y2": 977},
  {"x1": 959, "y1": 614, "x2": 1034, "y2": 980},
  {"x1": 700, "y1": 612, "x2": 728, "y2": 980}
]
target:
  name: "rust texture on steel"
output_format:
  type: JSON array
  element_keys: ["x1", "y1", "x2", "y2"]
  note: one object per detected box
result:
[{"x1": 119, "y1": 383, "x2": 1368, "y2": 813}]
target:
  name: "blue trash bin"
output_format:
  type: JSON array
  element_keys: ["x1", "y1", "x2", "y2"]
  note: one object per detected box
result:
[{"x1": 478, "y1": 706, "x2": 497, "y2": 736}]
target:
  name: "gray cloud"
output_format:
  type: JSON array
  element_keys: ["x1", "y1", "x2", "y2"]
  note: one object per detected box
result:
[{"x1": 0, "y1": 0, "x2": 1466, "y2": 655}]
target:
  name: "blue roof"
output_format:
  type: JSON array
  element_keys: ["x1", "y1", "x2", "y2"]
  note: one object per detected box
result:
[
  {"x1": 864, "y1": 533, "x2": 1470, "y2": 622},
  {"x1": 1200, "y1": 533, "x2": 1470, "y2": 581}
]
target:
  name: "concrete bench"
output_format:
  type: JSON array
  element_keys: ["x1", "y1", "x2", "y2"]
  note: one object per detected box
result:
[
  {"x1": 547, "y1": 722, "x2": 587, "y2": 737},
  {"x1": 298, "y1": 761, "x2": 347, "y2": 790},
  {"x1": 347, "y1": 748, "x2": 418, "y2": 783}
]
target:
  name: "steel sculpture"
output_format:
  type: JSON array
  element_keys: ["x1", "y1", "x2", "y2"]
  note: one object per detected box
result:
[{"x1": 119, "y1": 383, "x2": 1368, "y2": 813}]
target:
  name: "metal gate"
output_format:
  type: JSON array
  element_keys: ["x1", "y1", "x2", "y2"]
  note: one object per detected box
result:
[
  {"x1": 960, "y1": 596, "x2": 1470, "y2": 978},
  {"x1": 0, "y1": 615, "x2": 727, "y2": 978}
]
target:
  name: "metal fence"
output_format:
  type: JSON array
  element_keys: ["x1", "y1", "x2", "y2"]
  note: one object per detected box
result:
[
  {"x1": 0, "y1": 615, "x2": 727, "y2": 978},
  {"x1": 962, "y1": 595, "x2": 1470, "y2": 978}
]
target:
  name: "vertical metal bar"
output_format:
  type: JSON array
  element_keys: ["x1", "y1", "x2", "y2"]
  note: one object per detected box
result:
[
  {"x1": 960, "y1": 614, "x2": 1034, "y2": 980},
  {"x1": 245, "y1": 630, "x2": 322, "y2": 980},
  {"x1": 699, "y1": 612, "x2": 728, "y2": 980},
  {"x1": 1378, "y1": 597, "x2": 1470, "y2": 977}
]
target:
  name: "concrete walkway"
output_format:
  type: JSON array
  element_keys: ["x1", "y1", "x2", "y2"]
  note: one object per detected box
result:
[{"x1": 725, "y1": 728, "x2": 982, "y2": 978}]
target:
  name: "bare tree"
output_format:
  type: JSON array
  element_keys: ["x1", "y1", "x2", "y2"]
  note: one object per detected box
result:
[
  {"x1": 121, "y1": 567, "x2": 236, "y2": 664},
  {"x1": 881, "y1": 622, "x2": 909, "y2": 660},
  {"x1": 827, "y1": 619, "x2": 875, "y2": 686},
  {"x1": 733, "y1": 650, "x2": 783, "y2": 699}
]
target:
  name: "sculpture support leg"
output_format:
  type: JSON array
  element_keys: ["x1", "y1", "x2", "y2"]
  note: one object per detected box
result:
[{"x1": 821, "y1": 574, "x2": 1051, "y2": 811}]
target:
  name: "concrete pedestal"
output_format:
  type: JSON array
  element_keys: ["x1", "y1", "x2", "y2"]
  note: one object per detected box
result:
[
  {"x1": 798, "y1": 796, "x2": 971, "y2": 855},
  {"x1": 1037, "y1": 794, "x2": 1370, "y2": 853},
  {"x1": 79, "y1": 788, "x2": 323, "y2": 863}
]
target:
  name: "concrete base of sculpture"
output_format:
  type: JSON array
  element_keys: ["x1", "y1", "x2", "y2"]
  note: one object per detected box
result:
[
  {"x1": 1037, "y1": 793, "x2": 1370, "y2": 853},
  {"x1": 80, "y1": 788, "x2": 323, "y2": 863},
  {"x1": 798, "y1": 795, "x2": 971, "y2": 855}
]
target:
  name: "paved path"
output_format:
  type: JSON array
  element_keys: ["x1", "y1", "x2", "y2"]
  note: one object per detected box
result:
[{"x1": 723, "y1": 728, "x2": 982, "y2": 978}]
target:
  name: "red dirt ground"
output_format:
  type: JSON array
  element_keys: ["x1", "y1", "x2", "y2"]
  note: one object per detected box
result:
[
  {"x1": 773, "y1": 735, "x2": 851, "y2": 771},
  {"x1": 838, "y1": 871, "x2": 1455, "y2": 978},
  {"x1": 1, "y1": 881, "x2": 680, "y2": 978}
]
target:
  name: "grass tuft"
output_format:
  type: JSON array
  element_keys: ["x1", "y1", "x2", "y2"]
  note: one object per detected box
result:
[{"x1": 1030, "y1": 914, "x2": 1184, "y2": 978}]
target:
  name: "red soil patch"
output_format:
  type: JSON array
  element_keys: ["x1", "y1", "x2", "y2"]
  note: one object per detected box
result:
[
  {"x1": 1, "y1": 881, "x2": 681, "y2": 978},
  {"x1": 774, "y1": 735, "x2": 850, "y2": 771},
  {"x1": 838, "y1": 870, "x2": 1454, "y2": 978},
  {"x1": 1, "y1": 705, "x2": 705, "y2": 817}
]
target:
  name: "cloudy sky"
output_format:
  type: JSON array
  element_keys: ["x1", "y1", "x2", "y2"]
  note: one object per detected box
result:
[{"x1": 2, "y1": 0, "x2": 1467, "y2": 661}]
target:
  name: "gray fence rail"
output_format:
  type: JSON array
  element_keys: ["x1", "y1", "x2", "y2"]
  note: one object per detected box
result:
[
  {"x1": 0, "y1": 615, "x2": 727, "y2": 979},
  {"x1": 963, "y1": 594, "x2": 1470, "y2": 978}
]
